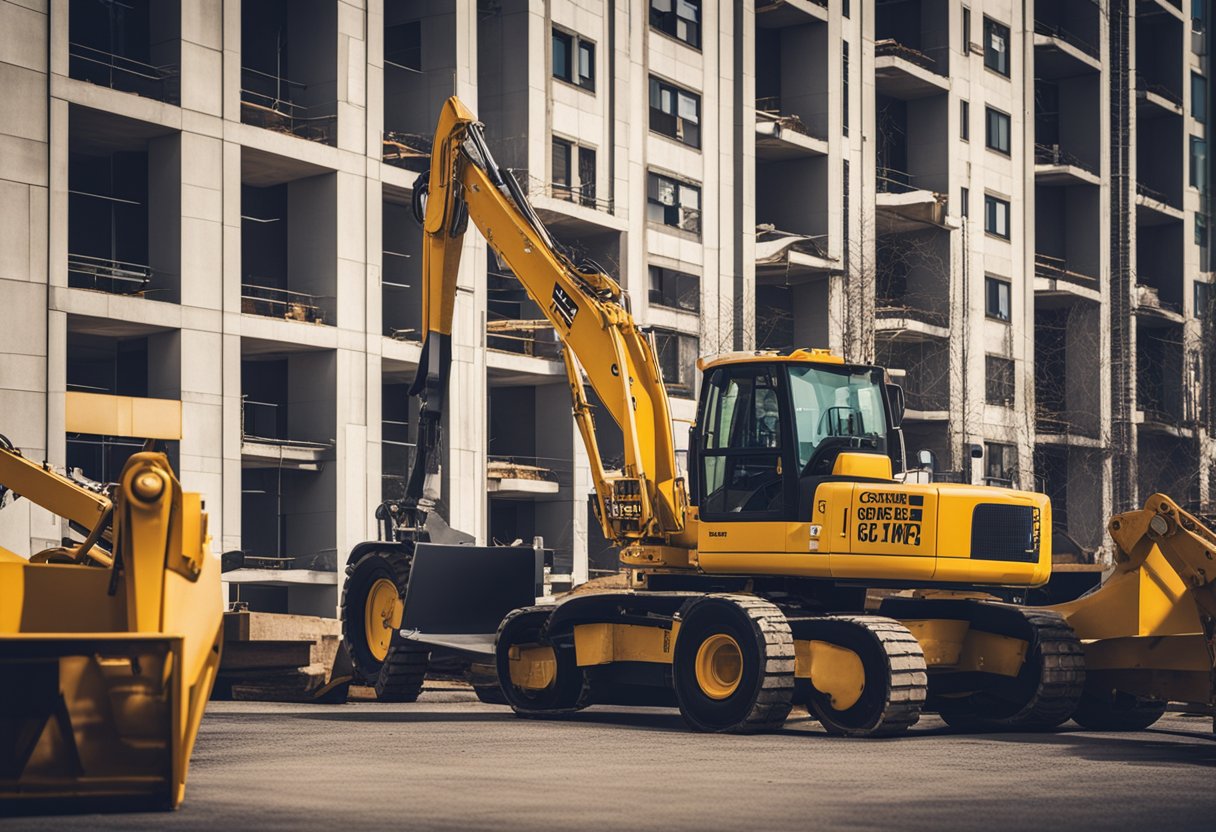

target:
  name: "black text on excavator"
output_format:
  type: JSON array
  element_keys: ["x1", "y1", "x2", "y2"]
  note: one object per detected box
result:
[{"x1": 340, "y1": 97, "x2": 1216, "y2": 736}]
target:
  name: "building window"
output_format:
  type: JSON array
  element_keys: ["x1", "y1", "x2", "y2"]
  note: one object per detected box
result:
[
  {"x1": 843, "y1": 0, "x2": 850, "y2": 18},
  {"x1": 985, "y1": 276, "x2": 1011, "y2": 321},
  {"x1": 553, "y1": 29, "x2": 594, "y2": 90},
  {"x1": 654, "y1": 329, "x2": 699, "y2": 398},
  {"x1": 1193, "y1": 72, "x2": 1207, "y2": 122},
  {"x1": 985, "y1": 356, "x2": 1015, "y2": 407},
  {"x1": 650, "y1": 0, "x2": 701, "y2": 49},
  {"x1": 552, "y1": 137, "x2": 572, "y2": 195},
  {"x1": 1198, "y1": 212, "x2": 1210, "y2": 246},
  {"x1": 843, "y1": 41, "x2": 850, "y2": 137},
  {"x1": 1197, "y1": 280, "x2": 1213, "y2": 316},
  {"x1": 385, "y1": 20, "x2": 421, "y2": 71},
  {"x1": 960, "y1": 186, "x2": 969, "y2": 218},
  {"x1": 649, "y1": 77, "x2": 701, "y2": 148},
  {"x1": 985, "y1": 194, "x2": 1010, "y2": 239},
  {"x1": 984, "y1": 442, "x2": 1019, "y2": 487},
  {"x1": 649, "y1": 266, "x2": 701, "y2": 312},
  {"x1": 647, "y1": 172, "x2": 701, "y2": 234},
  {"x1": 1191, "y1": 136, "x2": 1207, "y2": 191},
  {"x1": 551, "y1": 137, "x2": 597, "y2": 206},
  {"x1": 986, "y1": 107, "x2": 1011, "y2": 154},
  {"x1": 1195, "y1": 0, "x2": 1208, "y2": 32},
  {"x1": 984, "y1": 17, "x2": 1010, "y2": 77},
  {"x1": 578, "y1": 146, "x2": 597, "y2": 207},
  {"x1": 962, "y1": 6, "x2": 971, "y2": 54},
  {"x1": 960, "y1": 99, "x2": 970, "y2": 141}
]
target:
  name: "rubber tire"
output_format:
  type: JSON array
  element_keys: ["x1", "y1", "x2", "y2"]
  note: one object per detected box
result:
[
  {"x1": 340, "y1": 548, "x2": 429, "y2": 702},
  {"x1": 672, "y1": 595, "x2": 794, "y2": 734},
  {"x1": 800, "y1": 616, "x2": 927, "y2": 738},
  {"x1": 1071, "y1": 689, "x2": 1167, "y2": 731},
  {"x1": 936, "y1": 610, "x2": 1084, "y2": 732},
  {"x1": 495, "y1": 607, "x2": 588, "y2": 717}
]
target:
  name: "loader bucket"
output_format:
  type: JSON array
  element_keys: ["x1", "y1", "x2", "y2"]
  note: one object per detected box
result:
[
  {"x1": 0, "y1": 450, "x2": 223, "y2": 813},
  {"x1": 1049, "y1": 494, "x2": 1216, "y2": 725}
]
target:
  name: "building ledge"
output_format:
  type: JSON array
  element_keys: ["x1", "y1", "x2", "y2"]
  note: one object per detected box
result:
[
  {"x1": 487, "y1": 349, "x2": 564, "y2": 385},
  {"x1": 873, "y1": 49, "x2": 949, "y2": 100},
  {"x1": 1134, "y1": 191, "x2": 1184, "y2": 224},
  {"x1": 876, "y1": 189, "x2": 950, "y2": 232},
  {"x1": 874, "y1": 312, "x2": 950, "y2": 341},
  {"x1": 1135, "y1": 411, "x2": 1195, "y2": 439},
  {"x1": 533, "y1": 195, "x2": 628, "y2": 235},
  {"x1": 241, "y1": 438, "x2": 333, "y2": 471},
  {"x1": 1133, "y1": 284, "x2": 1185, "y2": 324},
  {"x1": 1032, "y1": 33, "x2": 1101, "y2": 78},
  {"x1": 221, "y1": 569, "x2": 338, "y2": 586},
  {"x1": 755, "y1": 0, "x2": 828, "y2": 27},
  {"x1": 755, "y1": 227, "x2": 837, "y2": 282},
  {"x1": 1135, "y1": 87, "x2": 1184, "y2": 118},
  {"x1": 1035, "y1": 425, "x2": 1104, "y2": 447},
  {"x1": 1143, "y1": 0, "x2": 1185, "y2": 23},
  {"x1": 902, "y1": 409, "x2": 950, "y2": 422},
  {"x1": 1034, "y1": 162, "x2": 1100, "y2": 187},
  {"x1": 755, "y1": 116, "x2": 828, "y2": 160},
  {"x1": 1034, "y1": 276, "x2": 1102, "y2": 305}
]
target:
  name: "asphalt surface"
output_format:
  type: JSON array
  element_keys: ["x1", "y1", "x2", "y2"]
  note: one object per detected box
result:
[{"x1": 5, "y1": 689, "x2": 1215, "y2": 831}]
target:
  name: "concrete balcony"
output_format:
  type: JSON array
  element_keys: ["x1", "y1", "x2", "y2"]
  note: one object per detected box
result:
[
  {"x1": 1135, "y1": 184, "x2": 1184, "y2": 224},
  {"x1": 1033, "y1": 253, "x2": 1101, "y2": 304},
  {"x1": 755, "y1": 226, "x2": 838, "y2": 283},
  {"x1": 874, "y1": 308, "x2": 950, "y2": 341},
  {"x1": 1034, "y1": 144, "x2": 1100, "y2": 187},
  {"x1": 1032, "y1": 23, "x2": 1101, "y2": 79},
  {"x1": 873, "y1": 41, "x2": 949, "y2": 101},
  {"x1": 754, "y1": 0, "x2": 827, "y2": 27},
  {"x1": 755, "y1": 109, "x2": 828, "y2": 160},
  {"x1": 875, "y1": 178, "x2": 950, "y2": 233}
]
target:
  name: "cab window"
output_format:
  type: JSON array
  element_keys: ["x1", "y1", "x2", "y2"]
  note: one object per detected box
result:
[
  {"x1": 698, "y1": 366, "x2": 787, "y2": 518},
  {"x1": 788, "y1": 365, "x2": 888, "y2": 473}
]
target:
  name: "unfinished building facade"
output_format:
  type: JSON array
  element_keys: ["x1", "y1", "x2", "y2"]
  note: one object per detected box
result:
[{"x1": 1, "y1": 0, "x2": 1213, "y2": 615}]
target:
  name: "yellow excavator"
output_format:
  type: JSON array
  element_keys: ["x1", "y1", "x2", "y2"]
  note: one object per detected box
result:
[
  {"x1": 341, "y1": 96, "x2": 1215, "y2": 736},
  {"x1": 0, "y1": 394, "x2": 223, "y2": 812}
]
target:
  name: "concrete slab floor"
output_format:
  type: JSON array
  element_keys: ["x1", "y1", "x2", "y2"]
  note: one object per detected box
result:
[{"x1": 6, "y1": 689, "x2": 1215, "y2": 832}]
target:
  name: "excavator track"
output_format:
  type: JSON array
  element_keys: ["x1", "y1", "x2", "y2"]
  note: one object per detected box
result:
[
  {"x1": 672, "y1": 594, "x2": 795, "y2": 733},
  {"x1": 936, "y1": 606, "x2": 1085, "y2": 731},
  {"x1": 794, "y1": 615, "x2": 927, "y2": 738}
]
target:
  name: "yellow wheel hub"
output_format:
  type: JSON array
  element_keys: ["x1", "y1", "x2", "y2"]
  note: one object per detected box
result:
[
  {"x1": 365, "y1": 577, "x2": 401, "y2": 662},
  {"x1": 694, "y1": 633, "x2": 744, "y2": 700}
]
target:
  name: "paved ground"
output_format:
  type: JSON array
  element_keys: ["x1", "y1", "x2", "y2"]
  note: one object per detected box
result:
[{"x1": 6, "y1": 689, "x2": 1215, "y2": 831}]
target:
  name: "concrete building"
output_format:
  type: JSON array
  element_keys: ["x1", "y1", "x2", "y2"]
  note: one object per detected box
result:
[{"x1": 1, "y1": 0, "x2": 1213, "y2": 616}]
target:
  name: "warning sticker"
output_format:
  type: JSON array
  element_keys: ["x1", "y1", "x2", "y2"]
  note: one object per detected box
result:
[
  {"x1": 550, "y1": 284, "x2": 579, "y2": 328},
  {"x1": 855, "y1": 492, "x2": 925, "y2": 547}
]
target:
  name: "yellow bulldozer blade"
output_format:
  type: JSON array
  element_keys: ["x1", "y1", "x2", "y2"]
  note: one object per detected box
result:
[
  {"x1": 0, "y1": 444, "x2": 222, "y2": 813},
  {"x1": 1050, "y1": 493, "x2": 1216, "y2": 726}
]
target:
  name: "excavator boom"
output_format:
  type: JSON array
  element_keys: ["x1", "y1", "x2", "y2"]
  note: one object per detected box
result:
[{"x1": 403, "y1": 97, "x2": 687, "y2": 545}]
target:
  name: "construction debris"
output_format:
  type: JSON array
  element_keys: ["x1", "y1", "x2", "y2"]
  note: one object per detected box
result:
[{"x1": 215, "y1": 609, "x2": 352, "y2": 704}]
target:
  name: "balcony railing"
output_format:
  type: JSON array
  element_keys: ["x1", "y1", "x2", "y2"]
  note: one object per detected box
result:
[
  {"x1": 241, "y1": 283, "x2": 326, "y2": 324},
  {"x1": 68, "y1": 42, "x2": 179, "y2": 103},
  {"x1": 1034, "y1": 253, "x2": 1098, "y2": 288},
  {"x1": 486, "y1": 318, "x2": 561, "y2": 359},
  {"x1": 240, "y1": 68, "x2": 337, "y2": 145},
  {"x1": 1034, "y1": 143, "x2": 1096, "y2": 174},
  {"x1": 504, "y1": 168, "x2": 614, "y2": 214},
  {"x1": 1035, "y1": 408, "x2": 1099, "y2": 438},
  {"x1": 67, "y1": 253, "x2": 152, "y2": 295},
  {"x1": 1136, "y1": 181, "x2": 1179, "y2": 208},
  {"x1": 1135, "y1": 283, "x2": 1184, "y2": 315},
  {"x1": 1135, "y1": 73, "x2": 1184, "y2": 107},
  {"x1": 876, "y1": 166, "x2": 921, "y2": 195},
  {"x1": 1032, "y1": 20, "x2": 1099, "y2": 58},
  {"x1": 874, "y1": 39, "x2": 944, "y2": 76},
  {"x1": 875, "y1": 303, "x2": 948, "y2": 329},
  {"x1": 382, "y1": 131, "x2": 432, "y2": 171},
  {"x1": 755, "y1": 103, "x2": 825, "y2": 142}
]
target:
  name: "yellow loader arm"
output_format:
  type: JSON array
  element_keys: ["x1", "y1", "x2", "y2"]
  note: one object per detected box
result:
[
  {"x1": 1051, "y1": 493, "x2": 1216, "y2": 727},
  {"x1": 0, "y1": 435, "x2": 223, "y2": 812},
  {"x1": 402, "y1": 96, "x2": 688, "y2": 546}
]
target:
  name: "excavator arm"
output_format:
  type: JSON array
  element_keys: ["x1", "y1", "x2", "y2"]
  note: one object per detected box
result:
[{"x1": 403, "y1": 97, "x2": 687, "y2": 545}]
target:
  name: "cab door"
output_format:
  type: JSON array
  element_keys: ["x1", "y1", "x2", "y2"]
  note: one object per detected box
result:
[{"x1": 692, "y1": 364, "x2": 815, "y2": 573}]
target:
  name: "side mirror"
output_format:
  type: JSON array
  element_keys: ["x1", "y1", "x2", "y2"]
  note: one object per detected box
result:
[
  {"x1": 916, "y1": 449, "x2": 937, "y2": 472},
  {"x1": 885, "y1": 383, "x2": 906, "y2": 429}
]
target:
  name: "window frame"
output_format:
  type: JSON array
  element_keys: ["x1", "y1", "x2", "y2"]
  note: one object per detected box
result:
[
  {"x1": 985, "y1": 276, "x2": 1012, "y2": 322},
  {"x1": 653, "y1": 327, "x2": 700, "y2": 399},
  {"x1": 649, "y1": 265, "x2": 701, "y2": 313},
  {"x1": 552, "y1": 27, "x2": 595, "y2": 92},
  {"x1": 1190, "y1": 135, "x2": 1207, "y2": 191},
  {"x1": 985, "y1": 355, "x2": 1016, "y2": 407},
  {"x1": 985, "y1": 106, "x2": 1011, "y2": 155},
  {"x1": 648, "y1": 75, "x2": 702, "y2": 149},
  {"x1": 960, "y1": 186, "x2": 970, "y2": 218},
  {"x1": 962, "y1": 6, "x2": 972, "y2": 54},
  {"x1": 1193, "y1": 72, "x2": 1207, "y2": 123},
  {"x1": 649, "y1": 0, "x2": 702, "y2": 50},
  {"x1": 985, "y1": 194, "x2": 1011, "y2": 239},
  {"x1": 646, "y1": 170, "x2": 702, "y2": 236},
  {"x1": 983, "y1": 16, "x2": 1011, "y2": 77},
  {"x1": 960, "y1": 99, "x2": 970, "y2": 141}
]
